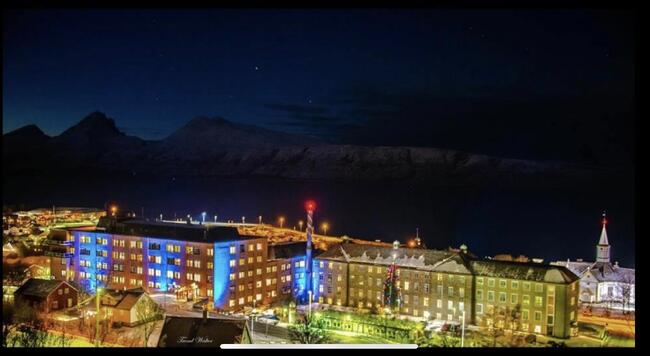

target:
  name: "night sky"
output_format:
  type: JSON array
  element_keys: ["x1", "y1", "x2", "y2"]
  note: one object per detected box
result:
[{"x1": 3, "y1": 9, "x2": 634, "y2": 166}]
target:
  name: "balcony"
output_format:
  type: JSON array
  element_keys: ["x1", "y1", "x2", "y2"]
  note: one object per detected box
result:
[
  {"x1": 44, "y1": 250, "x2": 74, "y2": 259},
  {"x1": 42, "y1": 239, "x2": 74, "y2": 247}
]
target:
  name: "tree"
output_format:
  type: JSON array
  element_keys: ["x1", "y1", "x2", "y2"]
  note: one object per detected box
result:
[
  {"x1": 616, "y1": 275, "x2": 635, "y2": 314},
  {"x1": 135, "y1": 295, "x2": 163, "y2": 347},
  {"x1": 383, "y1": 264, "x2": 401, "y2": 310},
  {"x1": 5, "y1": 301, "x2": 50, "y2": 347},
  {"x1": 288, "y1": 313, "x2": 330, "y2": 344},
  {"x1": 2, "y1": 303, "x2": 16, "y2": 347}
]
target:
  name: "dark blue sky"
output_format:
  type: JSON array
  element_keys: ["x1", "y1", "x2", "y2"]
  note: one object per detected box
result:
[{"x1": 3, "y1": 9, "x2": 635, "y2": 164}]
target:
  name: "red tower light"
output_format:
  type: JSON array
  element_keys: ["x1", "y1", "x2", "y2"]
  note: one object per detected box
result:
[{"x1": 305, "y1": 200, "x2": 317, "y2": 212}]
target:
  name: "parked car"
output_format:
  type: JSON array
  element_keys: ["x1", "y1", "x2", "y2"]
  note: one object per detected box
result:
[
  {"x1": 425, "y1": 320, "x2": 445, "y2": 331},
  {"x1": 257, "y1": 315, "x2": 280, "y2": 325}
]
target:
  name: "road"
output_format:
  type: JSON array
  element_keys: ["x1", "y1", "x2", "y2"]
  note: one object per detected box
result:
[{"x1": 579, "y1": 315, "x2": 635, "y2": 336}]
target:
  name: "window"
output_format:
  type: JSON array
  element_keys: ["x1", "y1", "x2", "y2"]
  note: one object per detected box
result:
[
  {"x1": 404, "y1": 281, "x2": 410, "y2": 291},
  {"x1": 535, "y1": 283, "x2": 543, "y2": 293},
  {"x1": 448, "y1": 300, "x2": 454, "y2": 310},
  {"x1": 534, "y1": 311, "x2": 542, "y2": 321},
  {"x1": 477, "y1": 277, "x2": 484, "y2": 286},
  {"x1": 230, "y1": 246, "x2": 236, "y2": 254},
  {"x1": 207, "y1": 248, "x2": 214, "y2": 256},
  {"x1": 230, "y1": 259, "x2": 236, "y2": 267},
  {"x1": 535, "y1": 296, "x2": 543, "y2": 306},
  {"x1": 522, "y1": 309, "x2": 529, "y2": 321},
  {"x1": 448, "y1": 286, "x2": 454, "y2": 297},
  {"x1": 523, "y1": 295, "x2": 530, "y2": 305},
  {"x1": 511, "y1": 281, "x2": 519, "y2": 289},
  {"x1": 499, "y1": 280, "x2": 507, "y2": 288},
  {"x1": 459, "y1": 287, "x2": 465, "y2": 298},
  {"x1": 229, "y1": 273, "x2": 236, "y2": 281},
  {"x1": 487, "y1": 291, "x2": 495, "y2": 302},
  {"x1": 523, "y1": 282, "x2": 531, "y2": 291},
  {"x1": 499, "y1": 292, "x2": 507, "y2": 303},
  {"x1": 488, "y1": 278, "x2": 495, "y2": 287},
  {"x1": 476, "y1": 303, "x2": 483, "y2": 314},
  {"x1": 511, "y1": 294, "x2": 518, "y2": 304},
  {"x1": 459, "y1": 302, "x2": 464, "y2": 311},
  {"x1": 437, "y1": 285, "x2": 443, "y2": 296},
  {"x1": 476, "y1": 290, "x2": 483, "y2": 301}
]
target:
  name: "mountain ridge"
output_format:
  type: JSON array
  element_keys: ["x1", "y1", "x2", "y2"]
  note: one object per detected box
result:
[{"x1": 3, "y1": 111, "x2": 614, "y2": 187}]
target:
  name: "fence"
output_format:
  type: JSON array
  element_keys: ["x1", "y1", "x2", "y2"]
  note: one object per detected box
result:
[{"x1": 319, "y1": 316, "x2": 412, "y2": 342}]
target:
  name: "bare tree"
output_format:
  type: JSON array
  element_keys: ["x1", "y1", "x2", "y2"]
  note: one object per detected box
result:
[
  {"x1": 616, "y1": 275, "x2": 634, "y2": 315},
  {"x1": 135, "y1": 295, "x2": 163, "y2": 347},
  {"x1": 288, "y1": 313, "x2": 330, "y2": 344}
]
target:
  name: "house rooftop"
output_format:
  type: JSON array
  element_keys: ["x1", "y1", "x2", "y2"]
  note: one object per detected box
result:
[
  {"x1": 470, "y1": 259, "x2": 580, "y2": 284},
  {"x1": 74, "y1": 217, "x2": 255, "y2": 243},
  {"x1": 316, "y1": 244, "x2": 474, "y2": 274},
  {"x1": 14, "y1": 278, "x2": 76, "y2": 298}
]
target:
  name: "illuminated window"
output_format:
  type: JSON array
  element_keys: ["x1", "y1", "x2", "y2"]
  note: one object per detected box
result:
[
  {"x1": 523, "y1": 295, "x2": 530, "y2": 305},
  {"x1": 256, "y1": 256, "x2": 262, "y2": 263},
  {"x1": 248, "y1": 257, "x2": 253, "y2": 264},
  {"x1": 522, "y1": 309, "x2": 529, "y2": 320},
  {"x1": 230, "y1": 246, "x2": 236, "y2": 254},
  {"x1": 535, "y1": 296, "x2": 543, "y2": 306},
  {"x1": 230, "y1": 299, "x2": 235, "y2": 307},
  {"x1": 207, "y1": 262, "x2": 213, "y2": 269},
  {"x1": 230, "y1": 273, "x2": 236, "y2": 281},
  {"x1": 207, "y1": 248, "x2": 214, "y2": 256},
  {"x1": 240, "y1": 258, "x2": 245, "y2": 266},
  {"x1": 247, "y1": 271, "x2": 253, "y2": 277},
  {"x1": 256, "y1": 268, "x2": 262, "y2": 275},
  {"x1": 404, "y1": 281, "x2": 410, "y2": 291},
  {"x1": 239, "y1": 272, "x2": 245, "y2": 279},
  {"x1": 239, "y1": 297, "x2": 244, "y2": 305},
  {"x1": 320, "y1": 261, "x2": 324, "y2": 268},
  {"x1": 194, "y1": 274, "x2": 201, "y2": 282},
  {"x1": 437, "y1": 299, "x2": 442, "y2": 308},
  {"x1": 256, "y1": 243, "x2": 262, "y2": 251}
]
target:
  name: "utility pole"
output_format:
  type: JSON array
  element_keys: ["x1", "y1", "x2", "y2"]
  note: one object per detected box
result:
[
  {"x1": 461, "y1": 309, "x2": 466, "y2": 347},
  {"x1": 95, "y1": 287, "x2": 102, "y2": 347}
]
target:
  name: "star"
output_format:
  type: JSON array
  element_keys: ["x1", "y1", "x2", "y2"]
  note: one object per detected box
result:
[
  {"x1": 308, "y1": 99, "x2": 312, "y2": 104},
  {"x1": 254, "y1": 66, "x2": 260, "y2": 71}
]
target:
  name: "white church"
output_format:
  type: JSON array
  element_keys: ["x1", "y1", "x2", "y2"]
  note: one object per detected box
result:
[{"x1": 552, "y1": 213, "x2": 635, "y2": 311}]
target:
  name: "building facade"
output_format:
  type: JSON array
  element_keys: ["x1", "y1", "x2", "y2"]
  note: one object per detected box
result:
[
  {"x1": 313, "y1": 243, "x2": 579, "y2": 338},
  {"x1": 552, "y1": 214, "x2": 635, "y2": 310},
  {"x1": 46, "y1": 217, "x2": 310, "y2": 312},
  {"x1": 13, "y1": 278, "x2": 79, "y2": 313}
]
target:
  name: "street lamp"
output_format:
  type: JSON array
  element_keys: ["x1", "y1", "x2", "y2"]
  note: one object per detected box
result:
[
  {"x1": 214, "y1": 215, "x2": 218, "y2": 223},
  {"x1": 95, "y1": 287, "x2": 104, "y2": 347},
  {"x1": 110, "y1": 205, "x2": 117, "y2": 217},
  {"x1": 159, "y1": 213, "x2": 163, "y2": 221},
  {"x1": 279, "y1": 216, "x2": 285, "y2": 229},
  {"x1": 321, "y1": 222, "x2": 329, "y2": 235},
  {"x1": 242, "y1": 216, "x2": 246, "y2": 224},
  {"x1": 461, "y1": 309, "x2": 466, "y2": 347},
  {"x1": 201, "y1": 212, "x2": 206, "y2": 224},
  {"x1": 258, "y1": 215, "x2": 262, "y2": 224},
  {"x1": 298, "y1": 220, "x2": 304, "y2": 231},
  {"x1": 308, "y1": 290, "x2": 313, "y2": 318}
]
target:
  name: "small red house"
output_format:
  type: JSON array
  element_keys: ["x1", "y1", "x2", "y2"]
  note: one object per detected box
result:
[{"x1": 14, "y1": 278, "x2": 78, "y2": 313}]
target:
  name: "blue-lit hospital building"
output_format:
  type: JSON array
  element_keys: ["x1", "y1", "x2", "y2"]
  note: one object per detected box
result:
[{"x1": 47, "y1": 217, "x2": 313, "y2": 311}]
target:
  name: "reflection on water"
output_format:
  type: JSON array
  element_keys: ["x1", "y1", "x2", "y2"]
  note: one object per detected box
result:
[{"x1": 3, "y1": 175, "x2": 634, "y2": 267}]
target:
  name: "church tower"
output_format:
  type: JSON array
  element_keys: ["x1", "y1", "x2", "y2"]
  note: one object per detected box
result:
[{"x1": 596, "y1": 211, "x2": 611, "y2": 263}]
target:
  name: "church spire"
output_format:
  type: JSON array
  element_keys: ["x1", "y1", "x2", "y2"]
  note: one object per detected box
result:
[{"x1": 596, "y1": 211, "x2": 611, "y2": 263}]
